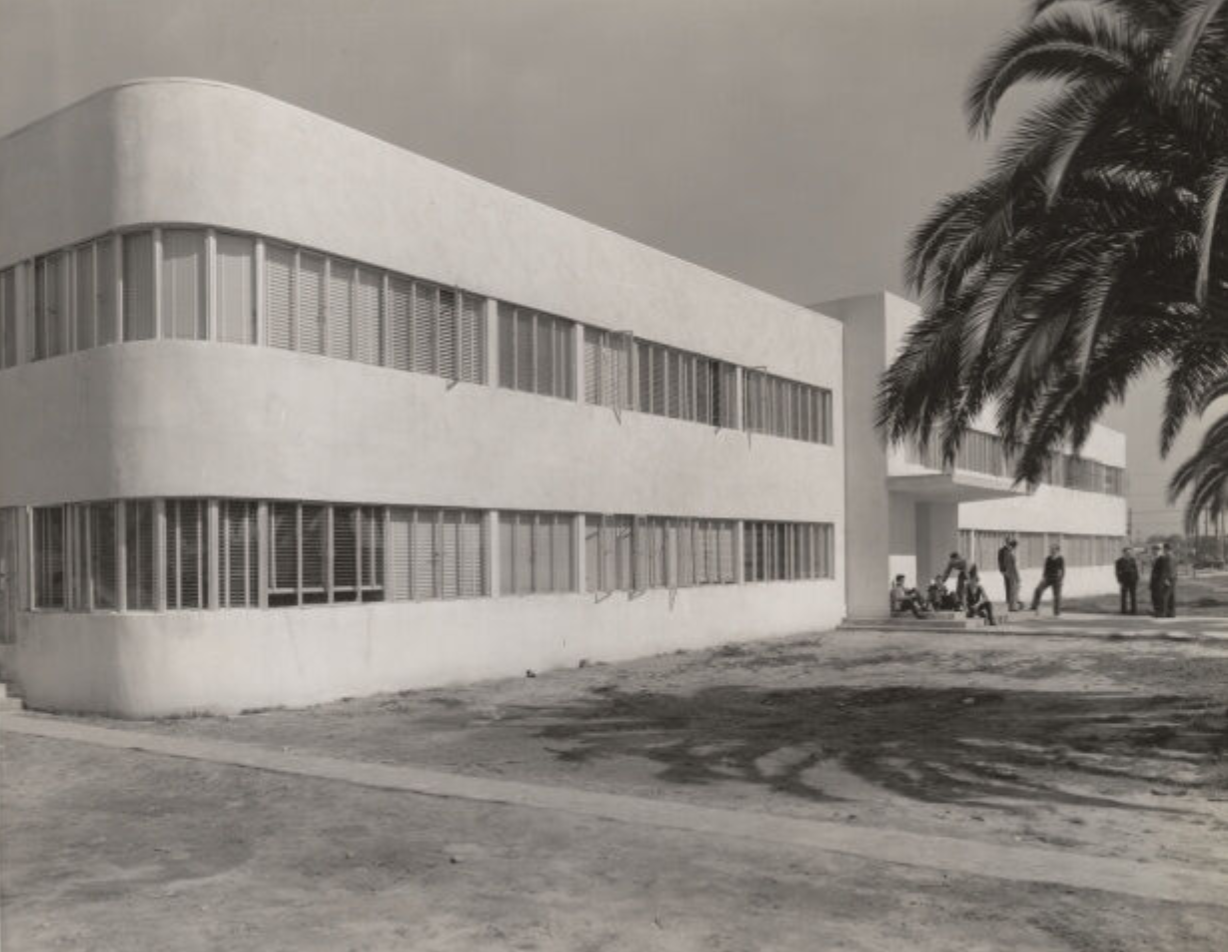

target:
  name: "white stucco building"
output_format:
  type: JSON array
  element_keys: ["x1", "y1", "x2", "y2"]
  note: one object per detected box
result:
[
  {"x1": 823, "y1": 292, "x2": 1128, "y2": 620},
  {"x1": 0, "y1": 80, "x2": 1126, "y2": 716}
]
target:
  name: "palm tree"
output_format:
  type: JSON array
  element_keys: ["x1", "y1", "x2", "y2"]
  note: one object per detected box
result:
[{"x1": 878, "y1": 0, "x2": 1228, "y2": 527}]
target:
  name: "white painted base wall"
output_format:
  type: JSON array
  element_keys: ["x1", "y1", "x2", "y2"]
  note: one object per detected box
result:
[
  {"x1": 15, "y1": 580, "x2": 845, "y2": 717},
  {"x1": 974, "y1": 566, "x2": 1118, "y2": 605}
]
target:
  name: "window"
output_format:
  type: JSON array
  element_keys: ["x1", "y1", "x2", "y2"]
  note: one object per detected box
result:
[
  {"x1": 326, "y1": 260, "x2": 355, "y2": 361},
  {"x1": 1060, "y1": 456, "x2": 1125, "y2": 496},
  {"x1": 216, "y1": 233, "x2": 256, "y2": 345},
  {"x1": 458, "y1": 293, "x2": 484, "y2": 383},
  {"x1": 955, "y1": 431, "x2": 1010, "y2": 478},
  {"x1": 585, "y1": 514, "x2": 634, "y2": 593},
  {"x1": 332, "y1": 505, "x2": 359, "y2": 601},
  {"x1": 73, "y1": 244, "x2": 95, "y2": 351},
  {"x1": 220, "y1": 500, "x2": 258, "y2": 607},
  {"x1": 584, "y1": 327, "x2": 633, "y2": 410},
  {"x1": 33, "y1": 506, "x2": 65, "y2": 609},
  {"x1": 266, "y1": 502, "x2": 329, "y2": 605},
  {"x1": 324, "y1": 260, "x2": 383, "y2": 366},
  {"x1": 125, "y1": 500, "x2": 156, "y2": 610},
  {"x1": 499, "y1": 511, "x2": 574, "y2": 595},
  {"x1": 260, "y1": 241, "x2": 483, "y2": 380},
  {"x1": 673, "y1": 518, "x2": 736, "y2": 586},
  {"x1": 300, "y1": 503, "x2": 327, "y2": 603},
  {"x1": 96, "y1": 237, "x2": 118, "y2": 346},
  {"x1": 39, "y1": 502, "x2": 118, "y2": 612},
  {"x1": 387, "y1": 507, "x2": 485, "y2": 600},
  {"x1": 355, "y1": 270, "x2": 382, "y2": 366},
  {"x1": 161, "y1": 229, "x2": 207, "y2": 340},
  {"x1": 89, "y1": 503, "x2": 118, "y2": 610},
  {"x1": 743, "y1": 370, "x2": 832, "y2": 444},
  {"x1": 266, "y1": 243, "x2": 295, "y2": 350},
  {"x1": 360, "y1": 505, "x2": 385, "y2": 601},
  {"x1": 32, "y1": 252, "x2": 67, "y2": 360},
  {"x1": 633, "y1": 340, "x2": 738, "y2": 427},
  {"x1": 269, "y1": 502, "x2": 298, "y2": 606},
  {"x1": 635, "y1": 516, "x2": 669, "y2": 589},
  {"x1": 297, "y1": 253, "x2": 326, "y2": 356},
  {"x1": 123, "y1": 231, "x2": 155, "y2": 341},
  {"x1": 386, "y1": 280, "x2": 464, "y2": 378},
  {"x1": 165, "y1": 499, "x2": 208, "y2": 610},
  {"x1": 268, "y1": 502, "x2": 390, "y2": 606},
  {"x1": 744, "y1": 522, "x2": 834, "y2": 582},
  {"x1": 498, "y1": 304, "x2": 574, "y2": 398},
  {"x1": 0, "y1": 267, "x2": 15, "y2": 368}
]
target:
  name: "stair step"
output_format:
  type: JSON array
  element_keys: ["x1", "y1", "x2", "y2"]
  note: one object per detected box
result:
[
  {"x1": 841, "y1": 618, "x2": 987, "y2": 631},
  {"x1": 0, "y1": 696, "x2": 24, "y2": 712}
]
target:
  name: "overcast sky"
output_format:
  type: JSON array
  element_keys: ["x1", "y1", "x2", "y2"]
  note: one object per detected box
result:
[{"x1": 0, "y1": 0, "x2": 1188, "y2": 536}]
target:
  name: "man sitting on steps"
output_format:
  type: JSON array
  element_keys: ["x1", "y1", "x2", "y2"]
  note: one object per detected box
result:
[{"x1": 890, "y1": 575, "x2": 929, "y2": 619}]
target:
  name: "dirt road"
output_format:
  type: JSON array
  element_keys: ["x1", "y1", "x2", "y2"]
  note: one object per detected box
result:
[{"x1": 4, "y1": 628, "x2": 1228, "y2": 949}]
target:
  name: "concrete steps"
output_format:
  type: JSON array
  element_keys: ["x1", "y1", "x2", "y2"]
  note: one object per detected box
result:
[
  {"x1": 0, "y1": 681, "x2": 25, "y2": 712},
  {"x1": 840, "y1": 613, "x2": 988, "y2": 632}
]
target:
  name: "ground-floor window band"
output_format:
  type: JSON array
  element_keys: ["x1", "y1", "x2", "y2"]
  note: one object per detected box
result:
[
  {"x1": 22, "y1": 502, "x2": 837, "y2": 613},
  {"x1": 959, "y1": 529, "x2": 1127, "y2": 571}
]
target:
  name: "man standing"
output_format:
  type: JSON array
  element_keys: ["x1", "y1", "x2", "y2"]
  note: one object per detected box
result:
[
  {"x1": 942, "y1": 551, "x2": 969, "y2": 606},
  {"x1": 998, "y1": 536, "x2": 1023, "y2": 611},
  {"x1": 1115, "y1": 547, "x2": 1139, "y2": 615},
  {"x1": 1150, "y1": 543, "x2": 1177, "y2": 618},
  {"x1": 1031, "y1": 543, "x2": 1065, "y2": 616}
]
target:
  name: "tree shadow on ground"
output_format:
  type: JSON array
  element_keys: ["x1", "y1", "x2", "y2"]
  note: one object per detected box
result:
[{"x1": 506, "y1": 684, "x2": 1228, "y2": 809}]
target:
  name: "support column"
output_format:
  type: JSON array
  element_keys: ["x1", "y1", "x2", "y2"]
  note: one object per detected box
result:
[
  {"x1": 733, "y1": 367, "x2": 745, "y2": 431},
  {"x1": 380, "y1": 274, "x2": 391, "y2": 368},
  {"x1": 154, "y1": 500, "x2": 168, "y2": 612},
  {"x1": 14, "y1": 261, "x2": 28, "y2": 364},
  {"x1": 113, "y1": 235, "x2": 125, "y2": 343},
  {"x1": 734, "y1": 521, "x2": 746, "y2": 584},
  {"x1": 382, "y1": 507, "x2": 392, "y2": 598},
  {"x1": 21, "y1": 507, "x2": 33, "y2": 611},
  {"x1": 572, "y1": 323, "x2": 585, "y2": 404},
  {"x1": 152, "y1": 228, "x2": 163, "y2": 339},
  {"x1": 257, "y1": 502, "x2": 269, "y2": 609},
  {"x1": 485, "y1": 511, "x2": 500, "y2": 596},
  {"x1": 483, "y1": 299, "x2": 499, "y2": 386},
  {"x1": 574, "y1": 514, "x2": 587, "y2": 594},
  {"x1": 207, "y1": 500, "x2": 220, "y2": 610},
  {"x1": 116, "y1": 502, "x2": 128, "y2": 613},
  {"x1": 254, "y1": 238, "x2": 267, "y2": 346}
]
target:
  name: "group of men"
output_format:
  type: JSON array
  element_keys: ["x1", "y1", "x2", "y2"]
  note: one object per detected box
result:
[
  {"x1": 993, "y1": 538, "x2": 1066, "y2": 615},
  {"x1": 889, "y1": 562, "x2": 997, "y2": 625},
  {"x1": 890, "y1": 538, "x2": 1179, "y2": 621},
  {"x1": 1113, "y1": 543, "x2": 1177, "y2": 618}
]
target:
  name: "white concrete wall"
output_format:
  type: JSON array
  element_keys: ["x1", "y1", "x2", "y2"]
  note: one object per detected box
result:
[
  {"x1": 821, "y1": 290, "x2": 1128, "y2": 606},
  {"x1": 887, "y1": 494, "x2": 917, "y2": 586},
  {"x1": 0, "y1": 80, "x2": 846, "y2": 715},
  {"x1": 0, "y1": 344, "x2": 842, "y2": 520},
  {"x1": 816, "y1": 293, "x2": 888, "y2": 618},
  {"x1": 0, "y1": 79, "x2": 837, "y2": 384},
  {"x1": 974, "y1": 566, "x2": 1116, "y2": 605},
  {"x1": 960, "y1": 484, "x2": 1127, "y2": 540},
  {"x1": 17, "y1": 580, "x2": 844, "y2": 717}
]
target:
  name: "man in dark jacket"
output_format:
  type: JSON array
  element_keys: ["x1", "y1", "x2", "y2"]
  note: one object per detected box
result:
[
  {"x1": 1115, "y1": 547, "x2": 1139, "y2": 615},
  {"x1": 1150, "y1": 543, "x2": 1177, "y2": 618},
  {"x1": 1031, "y1": 543, "x2": 1065, "y2": 616},
  {"x1": 942, "y1": 551, "x2": 969, "y2": 606},
  {"x1": 998, "y1": 537, "x2": 1023, "y2": 611}
]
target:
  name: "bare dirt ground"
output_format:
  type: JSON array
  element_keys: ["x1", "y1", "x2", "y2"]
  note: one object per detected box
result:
[
  {"x1": 5, "y1": 627, "x2": 1228, "y2": 950},
  {"x1": 1064, "y1": 570, "x2": 1228, "y2": 617}
]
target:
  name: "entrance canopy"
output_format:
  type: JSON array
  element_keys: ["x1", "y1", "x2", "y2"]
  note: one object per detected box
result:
[{"x1": 887, "y1": 471, "x2": 1031, "y2": 504}]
